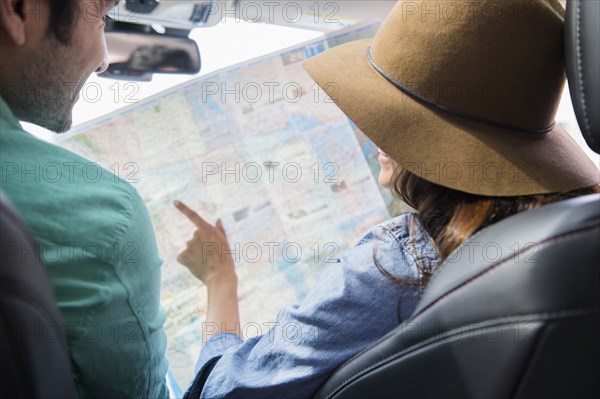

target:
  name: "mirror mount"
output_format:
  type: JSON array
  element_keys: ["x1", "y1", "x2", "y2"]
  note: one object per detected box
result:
[{"x1": 99, "y1": 20, "x2": 202, "y2": 81}]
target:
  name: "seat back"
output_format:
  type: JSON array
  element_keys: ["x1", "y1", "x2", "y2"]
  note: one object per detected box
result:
[
  {"x1": 0, "y1": 193, "x2": 77, "y2": 398},
  {"x1": 565, "y1": 0, "x2": 600, "y2": 153},
  {"x1": 314, "y1": 1, "x2": 600, "y2": 398}
]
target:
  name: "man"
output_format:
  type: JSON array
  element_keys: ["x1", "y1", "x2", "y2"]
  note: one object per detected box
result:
[{"x1": 0, "y1": 1, "x2": 169, "y2": 396}]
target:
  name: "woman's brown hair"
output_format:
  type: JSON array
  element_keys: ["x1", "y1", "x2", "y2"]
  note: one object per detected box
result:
[{"x1": 389, "y1": 168, "x2": 599, "y2": 287}]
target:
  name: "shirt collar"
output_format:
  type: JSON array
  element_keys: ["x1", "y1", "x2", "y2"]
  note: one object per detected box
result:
[{"x1": 0, "y1": 96, "x2": 23, "y2": 131}]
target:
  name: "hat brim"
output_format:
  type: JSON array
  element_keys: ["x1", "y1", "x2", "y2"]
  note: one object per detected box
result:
[{"x1": 303, "y1": 39, "x2": 599, "y2": 196}]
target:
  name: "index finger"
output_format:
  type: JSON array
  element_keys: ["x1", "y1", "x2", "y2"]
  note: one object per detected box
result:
[{"x1": 174, "y1": 200, "x2": 211, "y2": 229}]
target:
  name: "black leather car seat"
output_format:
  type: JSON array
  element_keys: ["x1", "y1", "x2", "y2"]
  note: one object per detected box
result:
[
  {"x1": 314, "y1": 1, "x2": 600, "y2": 398},
  {"x1": 0, "y1": 193, "x2": 77, "y2": 398}
]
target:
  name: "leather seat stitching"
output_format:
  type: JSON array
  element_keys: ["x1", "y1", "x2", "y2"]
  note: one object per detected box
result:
[
  {"x1": 323, "y1": 307, "x2": 598, "y2": 399},
  {"x1": 413, "y1": 224, "x2": 599, "y2": 319}
]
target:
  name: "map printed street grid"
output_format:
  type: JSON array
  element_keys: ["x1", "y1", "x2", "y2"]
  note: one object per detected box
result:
[{"x1": 60, "y1": 21, "x2": 402, "y2": 387}]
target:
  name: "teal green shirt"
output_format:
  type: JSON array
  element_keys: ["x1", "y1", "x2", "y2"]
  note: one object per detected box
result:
[{"x1": 0, "y1": 98, "x2": 169, "y2": 398}]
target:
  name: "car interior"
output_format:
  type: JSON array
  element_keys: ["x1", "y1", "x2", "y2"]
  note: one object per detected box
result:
[{"x1": 1, "y1": 0, "x2": 598, "y2": 398}]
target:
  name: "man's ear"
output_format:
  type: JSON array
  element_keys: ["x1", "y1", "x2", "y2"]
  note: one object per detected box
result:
[{"x1": 0, "y1": 0, "x2": 26, "y2": 46}]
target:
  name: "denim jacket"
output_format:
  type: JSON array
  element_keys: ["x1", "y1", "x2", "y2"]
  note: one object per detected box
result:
[{"x1": 184, "y1": 212, "x2": 440, "y2": 399}]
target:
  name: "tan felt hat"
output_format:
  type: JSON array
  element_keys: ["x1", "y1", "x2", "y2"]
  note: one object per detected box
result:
[{"x1": 303, "y1": 0, "x2": 599, "y2": 196}]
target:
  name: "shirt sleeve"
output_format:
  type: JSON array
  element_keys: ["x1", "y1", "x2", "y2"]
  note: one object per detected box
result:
[
  {"x1": 185, "y1": 220, "x2": 426, "y2": 399},
  {"x1": 195, "y1": 333, "x2": 245, "y2": 374},
  {"x1": 1, "y1": 125, "x2": 170, "y2": 398},
  {"x1": 184, "y1": 333, "x2": 245, "y2": 399}
]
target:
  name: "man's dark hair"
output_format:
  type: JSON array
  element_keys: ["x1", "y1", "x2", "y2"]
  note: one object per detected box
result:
[{"x1": 47, "y1": 0, "x2": 78, "y2": 45}]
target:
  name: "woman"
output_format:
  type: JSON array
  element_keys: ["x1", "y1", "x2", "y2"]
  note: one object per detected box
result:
[{"x1": 175, "y1": 1, "x2": 599, "y2": 398}]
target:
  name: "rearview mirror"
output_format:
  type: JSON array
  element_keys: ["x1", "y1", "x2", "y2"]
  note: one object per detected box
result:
[{"x1": 99, "y1": 21, "x2": 201, "y2": 80}]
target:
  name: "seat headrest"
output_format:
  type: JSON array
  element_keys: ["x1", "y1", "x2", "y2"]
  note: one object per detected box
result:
[{"x1": 565, "y1": 0, "x2": 600, "y2": 154}]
